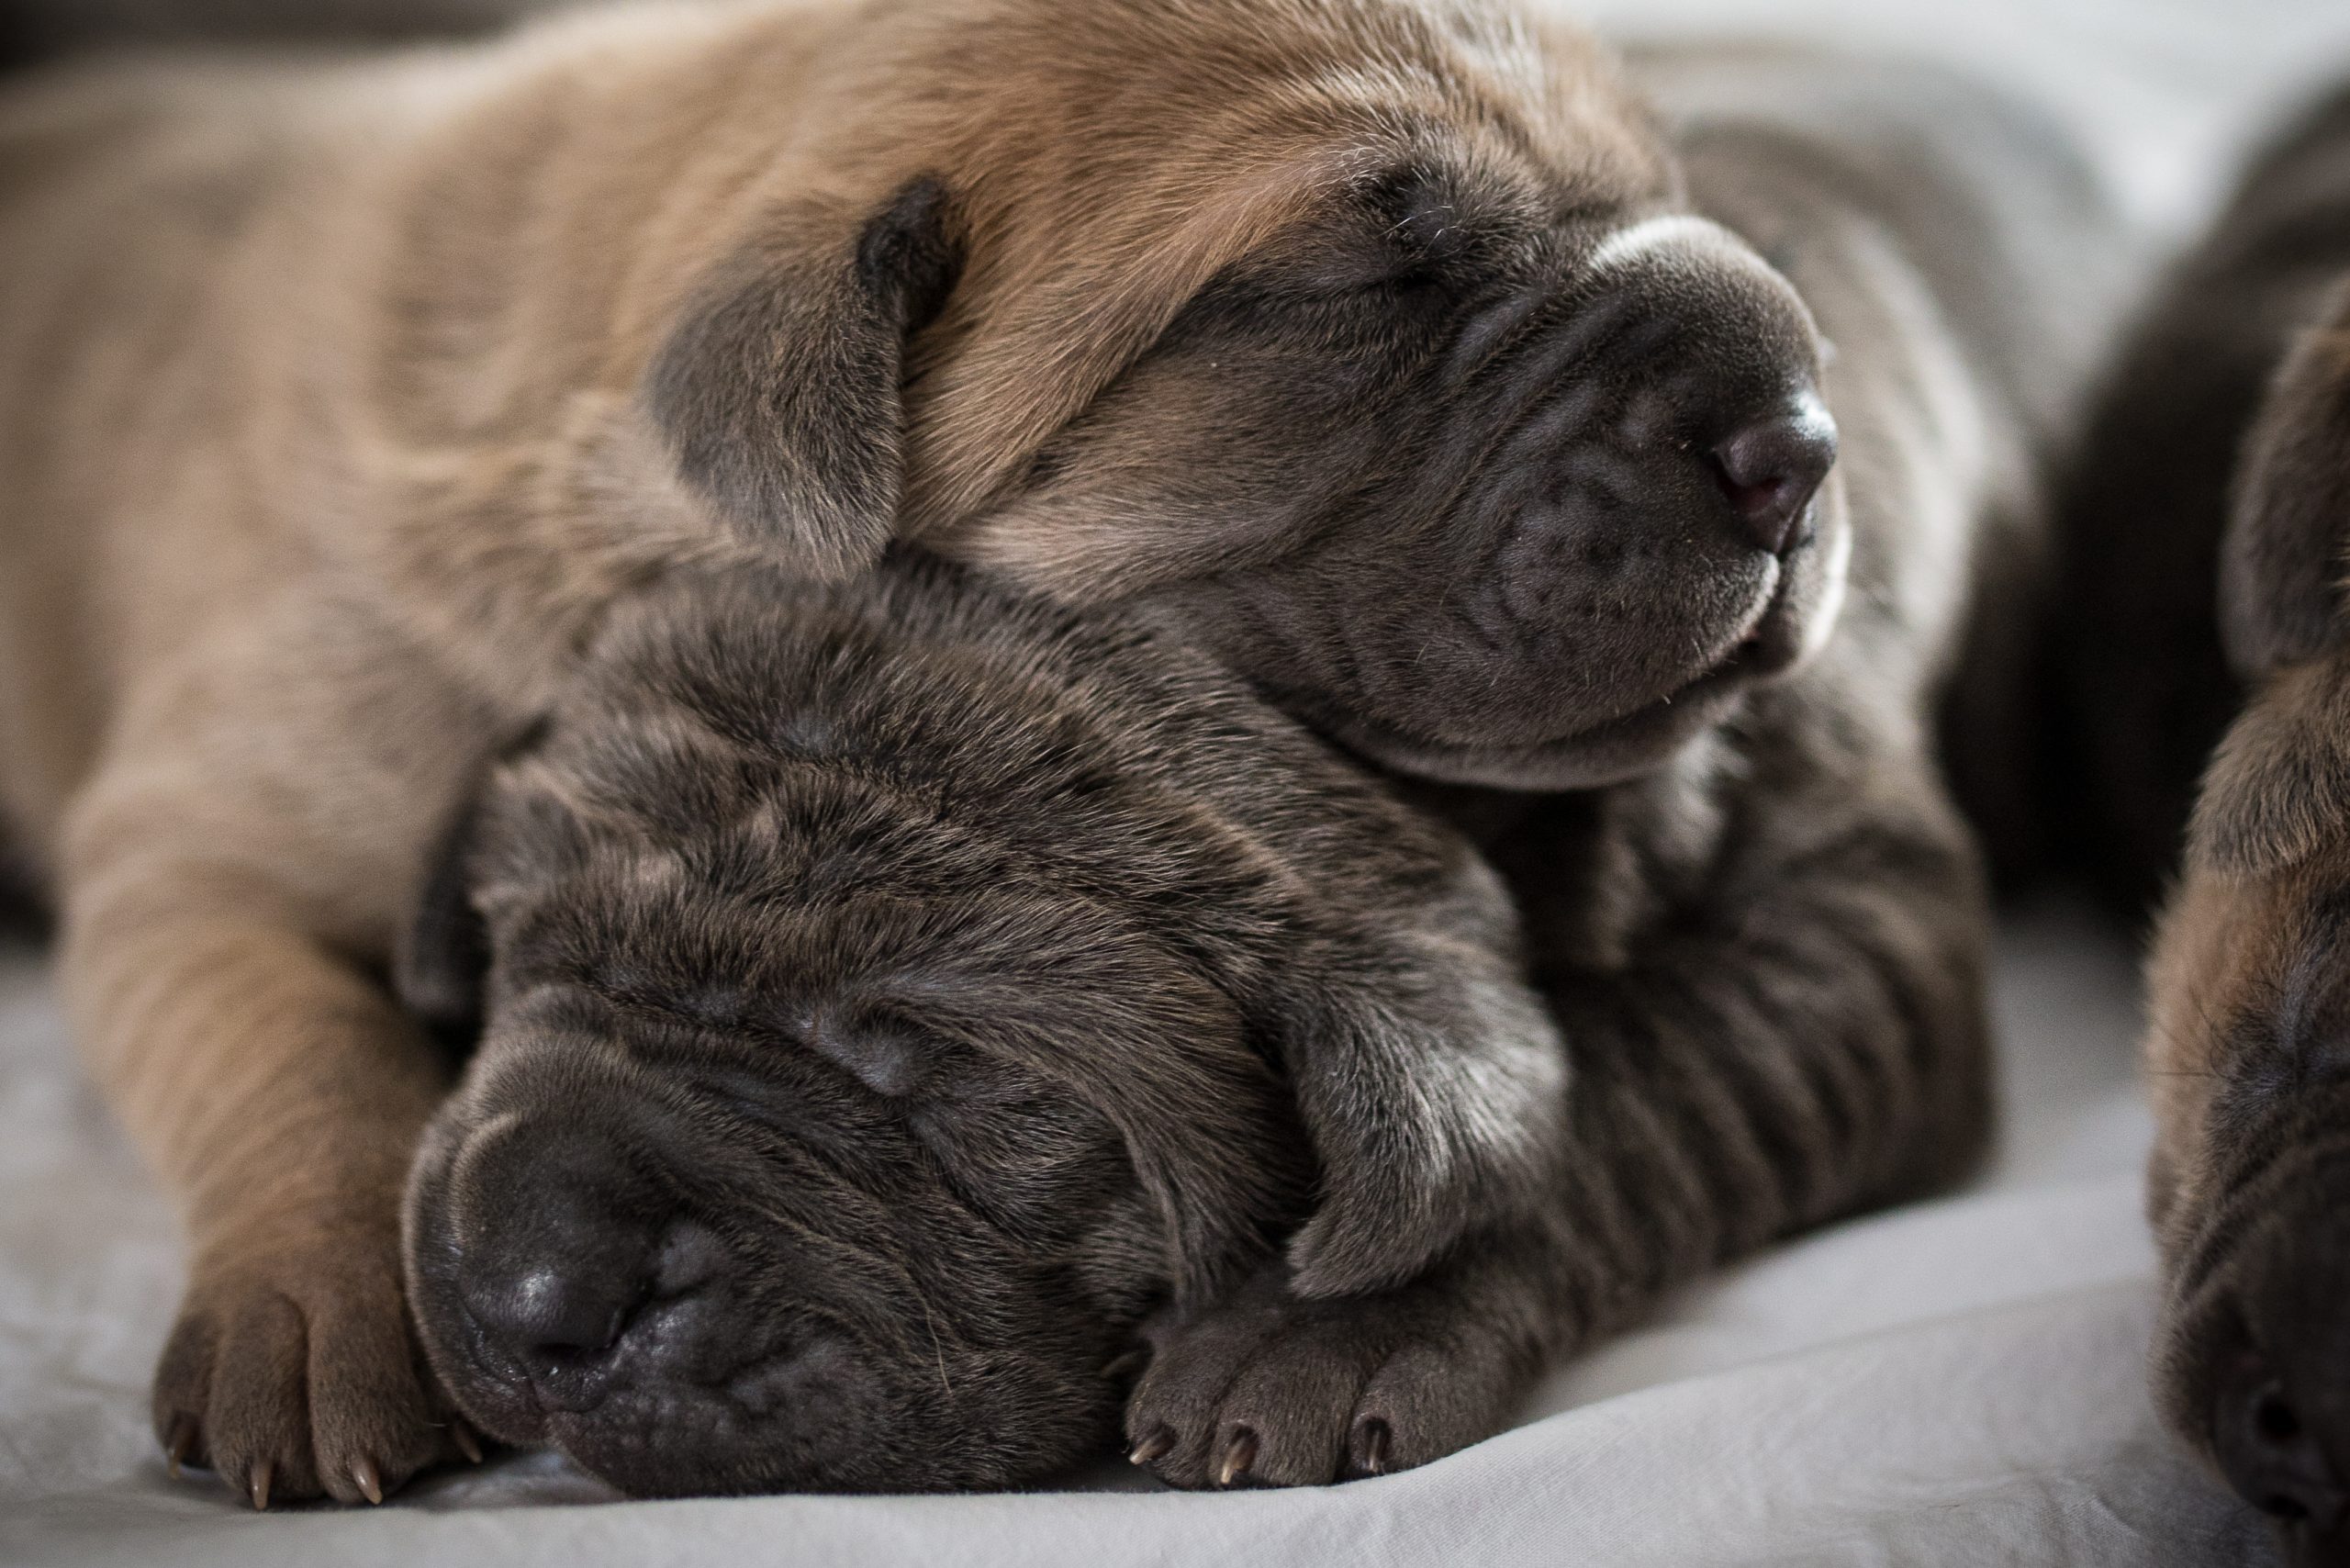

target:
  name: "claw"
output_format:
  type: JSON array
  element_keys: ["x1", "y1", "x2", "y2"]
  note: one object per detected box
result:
[
  {"x1": 163, "y1": 1416, "x2": 197, "y2": 1480},
  {"x1": 248, "y1": 1460, "x2": 274, "y2": 1513},
  {"x1": 1127, "y1": 1425, "x2": 1175, "y2": 1466},
  {"x1": 1216, "y1": 1427, "x2": 1259, "y2": 1487},
  {"x1": 451, "y1": 1419, "x2": 485, "y2": 1465},
  {"x1": 1101, "y1": 1350, "x2": 1148, "y2": 1383},
  {"x1": 352, "y1": 1457, "x2": 384, "y2": 1506},
  {"x1": 1350, "y1": 1417, "x2": 1393, "y2": 1477}
]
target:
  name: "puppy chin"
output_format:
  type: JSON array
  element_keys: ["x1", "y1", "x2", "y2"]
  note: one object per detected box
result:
[
  {"x1": 1337, "y1": 678, "x2": 1750, "y2": 791},
  {"x1": 1337, "y1": 535, "x2": 1846, "y2": 792}
]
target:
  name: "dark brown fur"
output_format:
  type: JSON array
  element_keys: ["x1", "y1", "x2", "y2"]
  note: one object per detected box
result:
[{"x1": 2106, "y1": 86, "x2": 2350, "y2": 1568}]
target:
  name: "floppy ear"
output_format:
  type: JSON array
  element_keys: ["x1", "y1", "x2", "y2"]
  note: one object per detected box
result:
[
  {"x1": 2221, "y1": 290, "x2": 2350, "y2": 677},
  {"x1": 397, "y1": 791, "x2": 492, "y2": 1058},
  {"x1": 898, "y1": 898, "x2": 1303, "y2": 1306},
  {"x1": 644, "y1": 175, "x2": 963, "y2": 579},
  {"x1": 2190, "y1": 655, "x2": 2350, "y2": 877}
]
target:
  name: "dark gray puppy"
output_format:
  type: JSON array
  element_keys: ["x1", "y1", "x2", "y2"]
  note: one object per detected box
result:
[{"x1": 398, "y1": 554, "x2": 1564, "y2": 1495}]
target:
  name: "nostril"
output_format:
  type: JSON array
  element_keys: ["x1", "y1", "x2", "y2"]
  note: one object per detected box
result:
[
  {"x1": 2216, "y1": 1356, "x2": 2350, "y2": 1532},
  {"x1": 1709, "y1": 398, "x2": 1838, "y2": 555},
  {"x1": 464, "y1": 1260, "x2": 651, "y2": 1369},
  {"x1": 516, "y1": 1267, "x2": 637, "y2": 1356},
  {"x1": 2259, "y1": 1389, "x2": 2305, "y2": 1445}
]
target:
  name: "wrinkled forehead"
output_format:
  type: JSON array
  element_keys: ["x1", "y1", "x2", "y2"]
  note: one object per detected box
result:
[
  {"x1": 934, "y1": 0, "x2": 1658, "y2": 156},
  {"x1": 902, "y1": 0, "x2": 1679, "y2": 508},
  {"x1": 452, "y1": 818, "x2": 1295, "y2": 1284},
  {"x1": 467, "y1": 767, "x2": 1254, "y2": 1064},
  {"x1": 946, "y1": 11, "x2": 1677, "y2": 286}
]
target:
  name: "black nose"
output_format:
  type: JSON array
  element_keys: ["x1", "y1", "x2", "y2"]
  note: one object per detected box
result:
[
  {"x1": 455, "y1": 1129, "x2": 669, "y2": 1399},
  {"x1": 465, "y1": 1251, "x2": 645, "y2": 1361},
  {"x1": 1710, "y1": 397, "x2": 1837, "y2": 555},
  {"x1": 2214, "y1": 1348, "x2": 2350, "y2": 1540}
]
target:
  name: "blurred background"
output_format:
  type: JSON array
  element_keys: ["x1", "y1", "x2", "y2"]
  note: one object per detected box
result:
[
  {"x1": 8, "y1": 0, "x2": 2350, "y2": 239},
  {"x1": 1583, "y1": 0, "x2": 2350, "y2": 239},
  {"x1": 0, "y1": 0, "x2": 523, "y2": 59}
]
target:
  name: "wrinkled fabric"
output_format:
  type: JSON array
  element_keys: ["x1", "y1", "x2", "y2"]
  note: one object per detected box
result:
[{"x1": 11, "y1": 0, "x2": 2350, "y2": 1557}]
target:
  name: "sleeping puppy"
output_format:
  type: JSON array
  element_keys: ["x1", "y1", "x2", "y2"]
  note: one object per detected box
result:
[
  {"x1": 2130, "y1": 92, "x2": 2350, "y2": 1567},
  {"x1": 412, "y1": 41, "x2": 2126, "y2": 1485},
  {"x1": 0, "y1": 0, "x2": 2123, "y2": 1507},
  {"x1": 396, "y1": 553, "x2": 1562, "y2": 1495}
]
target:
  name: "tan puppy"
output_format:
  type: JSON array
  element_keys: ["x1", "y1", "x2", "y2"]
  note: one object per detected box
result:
[{"x1": 0, "y1": 0, "x2": 2123, "y2": 1509}]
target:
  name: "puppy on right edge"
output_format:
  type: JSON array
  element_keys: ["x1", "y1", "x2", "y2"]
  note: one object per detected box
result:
[{"x1": 2122, "y1": 92, "x2": 2350, "y2": 1566}]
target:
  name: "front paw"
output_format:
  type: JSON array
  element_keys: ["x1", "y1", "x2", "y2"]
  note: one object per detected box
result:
[
  {"x1": 152, "y1": 1243, "x2": 474, "y2": 1508},
  {"x1": 1122, "y1": 1269, "x2": 1522, "y2": 1489}
]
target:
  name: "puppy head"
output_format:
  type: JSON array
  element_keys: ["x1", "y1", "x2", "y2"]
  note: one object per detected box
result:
[
  {"x1": 2147, "y1": 279, "x2": 2350, "y2": 1561},
  {"x1": 402, "y1": 771, "x2": 1298, "y2": 1494},
  {"x1": 394, "y1": 562, "x2": 1554, "y2": 1495},
  {"x1": 404, "y1": 880, "x2": 1284, "y2": 1495},
  {"x1": 644, "y1": 0, "x2": 1842, "y2": 790}
]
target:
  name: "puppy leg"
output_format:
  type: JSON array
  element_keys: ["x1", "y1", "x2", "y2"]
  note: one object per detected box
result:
[
  {"x1": 61, "y1": 818, "x2": 462, "y2": 1506},
  {"x1": 1523, "y1": 692, "x2": 1995, "y2": 1294},
  {"x1": 1131, "y1": 688, "x2": 1992, "y2": 1487}
]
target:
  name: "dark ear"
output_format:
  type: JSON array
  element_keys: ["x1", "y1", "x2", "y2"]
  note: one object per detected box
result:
[
  {"x1": 2190, "y1": 655, "x2": 2350, "y2": 876},
  {"x1": 644, "y1": 176, "x2": 963, "y2": 579},
  {"x1": 397, "y1": 790, "x2": 491, "y2": 1058},
  {"x1": 901, "y1": 902, "x2": 1302, "y2": 1307},
  {"x1": 2221, "y1": 290, "x2": 2350, "y2": 677}
]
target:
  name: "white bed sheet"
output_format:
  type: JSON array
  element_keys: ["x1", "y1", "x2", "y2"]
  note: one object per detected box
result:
[
  {"x1": 11, "y1": 0, "x2": 2350, "y2": 1561},
  {"x1": 0, "y1": 904, "x2": 2283, "y2": 1567}
]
